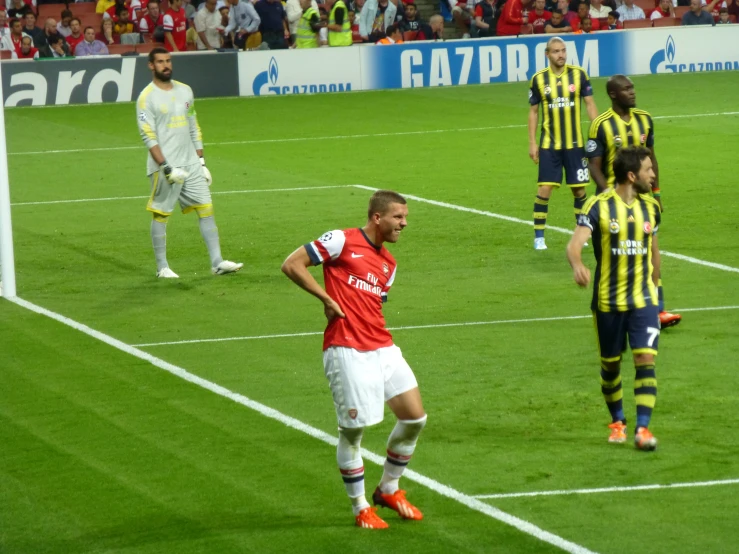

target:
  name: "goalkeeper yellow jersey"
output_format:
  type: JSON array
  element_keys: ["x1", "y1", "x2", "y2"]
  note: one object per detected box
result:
[{"x1": 136, "y1": 80, "x2": 203, "y2": 176}]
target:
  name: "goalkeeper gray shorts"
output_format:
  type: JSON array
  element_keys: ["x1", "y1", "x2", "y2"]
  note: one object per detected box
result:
[{"x1": 146, "y1": 162, "x2": 212, "y2": 216}]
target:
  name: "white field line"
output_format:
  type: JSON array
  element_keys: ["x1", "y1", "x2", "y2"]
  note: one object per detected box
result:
[
  {"x1": 7, "y1": 111, "x2": 739, "y2": 157},
  {"x1": 352, "y1": 185, "x2": 739, "y2": 275},
  {"x1": 132, "y1": 305, "x2": 739, "y2": 348},
  {"x1": 7, "y1": 296, "x2": 596, "y2": 554},
  {"x1": 10, "y1": 185, "x2": 348, "y2": 207},
  {"x1": 474, "y1": 478, "x2": 739, "y2": 500}
]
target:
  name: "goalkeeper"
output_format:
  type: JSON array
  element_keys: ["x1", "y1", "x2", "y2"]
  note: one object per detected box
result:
[{"x1": 136, "y1": 47, "x2": 242, "y2": 278}]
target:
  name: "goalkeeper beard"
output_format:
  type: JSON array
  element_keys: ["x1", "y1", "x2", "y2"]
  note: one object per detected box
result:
[{"x1": 154, "y1": 68, "x2": 172, "y2": 82}]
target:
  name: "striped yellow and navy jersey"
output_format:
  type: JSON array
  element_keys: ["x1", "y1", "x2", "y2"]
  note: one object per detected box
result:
[
  {"x1": 586, "y1": 108, "x2": 655, "y2": 189},
  {"x1": 528, "y1": 65, "x2": 593, "y2": 151},
  {"x1": 578, "y1": 190, "x2": 661, "y2": 313},
  {"x1": 137, "y1": 80, "x2": 203, "y2": 176}
]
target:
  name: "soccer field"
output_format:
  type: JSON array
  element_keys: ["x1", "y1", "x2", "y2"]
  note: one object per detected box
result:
[{"x1": 2, "y1": 70, "x2": 739, "y2": 554}]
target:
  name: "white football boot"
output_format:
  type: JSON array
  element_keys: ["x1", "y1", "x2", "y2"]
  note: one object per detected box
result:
[
  {"x1": 212, "y1": 260, "x2": 244, "y2": 275},
  {"x1": 534, "y1": 237, "x2": 548, "y2": 250},
  {"x1": 156, "y1": 267, "x2": 179, "y2": 279}
]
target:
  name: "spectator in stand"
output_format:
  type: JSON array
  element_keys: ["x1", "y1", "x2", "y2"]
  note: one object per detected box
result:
[
  {"x1": 318, "y1": 6, "x2": 329, "y2": 44},
  {"x1": 475, "y1": 0, "x2": 503, "y2": 36},
  {"x1": 114, "y1": 7, "x2": 135, "y2": 34},
  {"x1": 255, "y1": 0, "x2": 289, "y2": 49},
  {"x1": 46, "y1": 34, "x2": 71, "y2": 57},
  {"x1": 589, "y1": 0, "x2": 611, "y2": 18},
  {"x1": 415, "y1": 12, "x2": 443, "y2": 38},
  {"x1": 605, "y1": 10, "x2": 621, "y2": 27},
  {"x1": 163, "y1": 0, "x2": 188, "y2": 51},
  {"x1": 1, "y1": 18, "x2": 31, "y2": 55},
  {"x1": 183, "y1": 0, "x2": 197, "y2": 20},
  {"x1": 66, "y1": 17, "x2": 84, "y2": 52},
  {"x1": 616, "y1": 0, "x2": 645, "y2": 20},
  {"x1": 103, "y1": 0, "x2": 127, "y2": 21},
  {"x1": 572, "y1": 1, "x2": 599, "y2": 29},
  {"x1": 16, "y1": 35, "x2": 38, "y2": 58},
  {"x1": 377, "y1": 21, "x2": 403, "y2": 40},
  {"x1": 348, "y1": 9, "x2": 362, "y2": 39},
  {"x1": 727, "y1": 0, "x2": 739, "y2": 21},
  {"x1": 22, "y1": 12, "x2": 44, "y2": 47},
  {"x1": 295, "y1": 0, "x2": 323, "y2": 47},
  {"x1": 326, "y1": 0, "x2": 352, "y2": 44},
  {"x1": 450, "y1": 0, "x2": 475, "y2": 38},
  {"x1": 717, "y1": 6, "x2": 731, "y2": 21},
  {"x1": 682, "y1": 0, "x2": 716, "y2": 23},
  {"x1": 358, "y1": 0, "x2": 397, "y2": 42},
  {"x1": 574, "y1": 13, "x2": 593, "y2": 30},
  {"x1": 497, "y1": 0, "x2": 532, "y2": 35},
  {"x1": 529, "y1": 0, "x2": 552, "y2": 33},
  {"x1": 7, "y1": 0, "x2": 32, "y2": 20},
  {"x1": 349, "y1": 0, "x2": 366, "y2": 11},
  {"x1": 99, "y1": 17, "x2": 115, "y2": 43},
  {"x1": 218, "y1": 6, "x2": 234, "y2": 47},
  {"x1": 555, "y1": 0, "x2": 579, "y2": 25},
  {"x1": 75, "y1": 25, "x2": 109, "y2": 55},
  {"x1": 650, "y1": 0, "x2": 675, "y2": 19},
  {"x1": 400, "y1": 2, "x2": 421, "y2": 31},
  {"x1": 223, "y1": 0, "x2": 261, "y2": 50},
  {"x1": 287, "y1": 0, "x2": 318, "y2": 45},
  {"x1": 544, "y1": 8, "x2": 573, "y2": 30},
  {"x1": 194, "y1": 0, "x2": 222, "y2": 49},
  {"x1": 0, "y1": 11, "x2": 10, "y2": 40},
  {"x1": 39, "y1": 21, "x2": 70, "y2": 57},
  {"x1": 57, "y1": 9, "x2": 73, "y2": 37},
  {"x1": 138, "y1": 0, "x2": 163, "y2": 36},
  {"x1": 96, "y1": 0, "x2": 116, "y2": 15}
]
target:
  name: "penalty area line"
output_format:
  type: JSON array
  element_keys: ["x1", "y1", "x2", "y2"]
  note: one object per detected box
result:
[
  {"x1": 131, "y1": 305, "x2": 739, "y2": 348},
  {"x1": 7, "y1": 295, "x2": 597, "y2": 554},
  {"x1": 10, "y1": 185, "x2": 350, "y2": 207},
  {"x1": 474, "y1": 478, "x2": 739, "y2": 500},
  {"x1": 351, "y1": 185, "x2": 739, "y2": 275}
]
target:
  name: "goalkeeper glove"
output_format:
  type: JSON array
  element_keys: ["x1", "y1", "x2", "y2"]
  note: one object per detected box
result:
[
  {"x1": 160, "y1": 162, "x2": 188, "y2": 185},
  {"x1": 200, "y1": 157, "x2": 212, "y2": 187}
]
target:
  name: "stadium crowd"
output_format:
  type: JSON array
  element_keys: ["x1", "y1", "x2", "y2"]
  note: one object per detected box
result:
[{"x1": 0, "y1": 0, "x2": 734, "y2": 58}]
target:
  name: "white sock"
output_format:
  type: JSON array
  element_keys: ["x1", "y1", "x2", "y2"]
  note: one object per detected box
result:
[
  {"x1": 380, "y1": 415, "x2": 427, "y2": 494},
  {"x1": 337, "y1": 427, "x2": 368, "y2": 514}
]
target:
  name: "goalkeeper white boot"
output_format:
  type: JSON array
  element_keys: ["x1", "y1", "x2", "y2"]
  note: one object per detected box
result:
[
  {"x1": 156, "y1": 267, "x2": 179, "y2": 279},
  {"x1": 212, "y1": 260, "x2": 243, "y2": 275}
]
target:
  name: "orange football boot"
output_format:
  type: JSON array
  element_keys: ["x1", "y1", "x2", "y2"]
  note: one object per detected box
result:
[
  {"x1": 355, "y1": 507, "x2": 389, "y2": 529},
  {"x1": 659, "y1": 311, "x2": 682, "y2": 329},
  {"x1": 607, "y1": 421, "x2": 627, "y2": 444},
  {"x1": 372, "y1": 488, "x2": 423, "y2": 520}
]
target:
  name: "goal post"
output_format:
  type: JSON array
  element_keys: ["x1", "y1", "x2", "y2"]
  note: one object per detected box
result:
[{"x1": 0, "y1": 61, "x2": 16, "y2": 299}]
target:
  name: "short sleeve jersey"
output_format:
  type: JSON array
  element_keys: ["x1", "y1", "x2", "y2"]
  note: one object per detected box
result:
[
  {"x1": 163, "y1": 7, "x2": 187, "y2": 50},
  {"x1": 305, "y1": 228, "x2": 397, "y2": 352},
  {"x1": 529, "y1": 65, "x2": 593, "y2": 150}
]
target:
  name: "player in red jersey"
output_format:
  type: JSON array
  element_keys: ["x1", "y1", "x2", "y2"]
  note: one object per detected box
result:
[
  {"x1": 282, "y1": 190, "x2": 427, "y2": 530},
  {"x1": 162, "y1": 0, "x2": 187, "y2": 52}
]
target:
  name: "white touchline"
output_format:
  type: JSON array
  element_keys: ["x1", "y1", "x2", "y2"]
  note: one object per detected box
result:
[
  {"x1": 132, "y1": 306, "x2": 739, "y2": 348},
  {"x1": 352, "y1": 185, "x2": 739, "y2": 275},
  {"x1": 10, "y1": 185, "x2": 349, "y2": 207},
  {"x1": 473, "y1": 478, "x2": 739, "y2": 500},
  {"x1": 7, "y1": 111, "x2": 738, "y2": 156},
  {"x1": 7, "y1": 296, "x2": 596, "y2": 554}
]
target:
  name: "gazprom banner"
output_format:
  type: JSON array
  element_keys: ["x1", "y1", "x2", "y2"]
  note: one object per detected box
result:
[
  {"x1": 360, "y1": 33, "x2": 624, "y2": 88},
  {"x1": 238, "y1": 48, "x2": 362, "y2": 97}
]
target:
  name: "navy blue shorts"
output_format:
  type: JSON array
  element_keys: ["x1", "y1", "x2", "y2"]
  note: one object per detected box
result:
[
  {"x1": 593, "y1": 305, "x2": 660, "y2": 361},
  {"x1": 538, "y1": 147, "x2": 590, "y2": 187}
]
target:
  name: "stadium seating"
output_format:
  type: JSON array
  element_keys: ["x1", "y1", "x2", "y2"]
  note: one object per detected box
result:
[
  {"x1": 0, "y1": 50, "x2": 11, "y2": 60},
  {"x1": 652, "y1": 16, "x2": 680, "y2": 26},
  {"x1": 519, "y1": 23, "x2": 534, "y2": 34},
  {"x1": 623, "y1": 19, "x2": 652, "y2": 28},
  {"x1": 403, "y1": 30, "x2": 418, "y2": 41},
  {"x1": 107, "y1": 43, "x2": 136, "y2": 54},
  {"x1": 675, "y1": 6, "x2": 690, "y2": 17},
  {"x1": 38, "y1": 2, "x2": 97, "y2": 19}
]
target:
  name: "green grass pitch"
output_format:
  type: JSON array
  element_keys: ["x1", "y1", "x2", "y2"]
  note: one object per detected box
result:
[{"x1": 2, "y1": 71, "x2": 739, "y2": 553}]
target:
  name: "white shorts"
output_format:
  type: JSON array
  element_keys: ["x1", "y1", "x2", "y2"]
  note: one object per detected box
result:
[
  {"x1": 146, "y1": 162, "x2": 212, "y2": 216},
  {"x1": 323, "y1": 345, "x2": 419, "y2": 429}
]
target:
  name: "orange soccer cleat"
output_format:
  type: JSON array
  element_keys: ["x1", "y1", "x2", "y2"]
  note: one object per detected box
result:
[
  {"x1": 659, "y1": 311, "x2": 682, "y2": 329},
  {"x1": 355, "y1": 507, "x2": 389, "y2": 529},
  {"x1": 635, "y1": 427, "x2": 658, "y2": 451},
  {"x1": 607, "y1": 421, "x2": 627, "y2": 444},
  {"x1": 372, "y1": 488, "x2": 423, "y2": 520}
]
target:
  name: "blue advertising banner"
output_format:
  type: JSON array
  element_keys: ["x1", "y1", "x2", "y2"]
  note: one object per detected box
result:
[{"x1": 360, "y1": 33, "x2": 629, "y2": 90}]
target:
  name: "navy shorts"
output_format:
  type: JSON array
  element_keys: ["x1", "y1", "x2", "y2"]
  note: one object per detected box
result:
[
  {"x1": 593, "y1": 305, "x2": 661, "y2": 360},
  {"x1": 538, "y1": 147, "x2": 590, "y2": 187}
]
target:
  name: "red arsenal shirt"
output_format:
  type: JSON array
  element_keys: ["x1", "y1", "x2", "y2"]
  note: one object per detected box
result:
[
  {"x1": 305, "y1": 228, "x2": 397, "y2": 352},
  {"x1": 162, "y1": 7, "x2": 187, "y2": 51}
]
